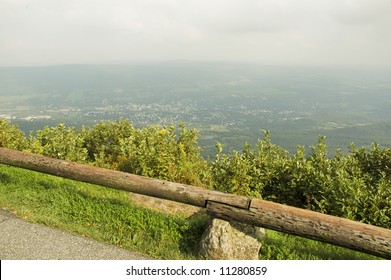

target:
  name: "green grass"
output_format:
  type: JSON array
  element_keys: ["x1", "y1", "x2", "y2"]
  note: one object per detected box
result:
[
  {"x1": 260, "y1": 230, "x2": 379, "y2": 260},
  {"x1": 0, "y1": 164, "x2": 380, "y2": 260},
  {"x1": 0, "y1": 164, "x2": 208, "y2": 259}
]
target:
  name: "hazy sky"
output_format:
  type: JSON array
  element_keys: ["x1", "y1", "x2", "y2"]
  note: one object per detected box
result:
[{"x1": 1, "y1": 0, "x2": 391, "y2": 66}]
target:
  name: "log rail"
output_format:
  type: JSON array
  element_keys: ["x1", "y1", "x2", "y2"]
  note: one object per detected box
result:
[{"x1": 0, "y1": 147, "x2": 390, "y2": 259}]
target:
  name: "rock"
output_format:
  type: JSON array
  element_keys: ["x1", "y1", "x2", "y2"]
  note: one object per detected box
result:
[
  {"x1": 127, "y1": 193, "x2": 265, "y2": 259},
  {"x1": 199, "y1": 218, "x2": 265, "y2": 260}
]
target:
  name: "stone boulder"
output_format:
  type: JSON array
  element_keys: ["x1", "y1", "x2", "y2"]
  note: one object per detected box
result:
[{"x1": 199, "y1": 218, "x2": 265, "y2": 260}]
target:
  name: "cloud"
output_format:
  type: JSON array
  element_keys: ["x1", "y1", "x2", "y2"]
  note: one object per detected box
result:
[
  {"x1": 180, "y1": 1, "x2": 288, "y2": 34},
  {"x1": 0, "y1": 0, "x2": 390, "y2": 66},
  {"x1": 333, "y1": 0, "x2": 391, "y2": 26}
]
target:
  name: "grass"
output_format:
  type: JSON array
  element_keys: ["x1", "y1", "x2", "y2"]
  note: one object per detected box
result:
[
  {"x1": 0, "y1": 164, "x2": 208, "y2": 259},
  {"x1": 260, "y1": 230, "x2": 379, "y2": 260},
  {"x1": 0, "y1": 164, "x2": 380, "y2": 260}
]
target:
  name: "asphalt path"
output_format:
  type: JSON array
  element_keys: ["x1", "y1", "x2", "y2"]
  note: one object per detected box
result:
[{"x1": 0, "y1": 209, "x2": 151, "y2": 260}]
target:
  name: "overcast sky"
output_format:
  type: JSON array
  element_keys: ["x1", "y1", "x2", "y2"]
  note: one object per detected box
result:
[{"x1": 1, "y1": 0, "x2": 391, "y2": 67}]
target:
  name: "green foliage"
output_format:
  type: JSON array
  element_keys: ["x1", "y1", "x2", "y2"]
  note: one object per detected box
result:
[
  {"x1": 117, "y1": 123, "x2": 210, "y2": 187},
  {"x1": 0, "y1": 120, "x2": 27, "y2": 150},
  {"x1": 27, "y1": 124, "x2": 88, "y2": 162},
  {"x1": 81, "y1": 119, "x2": 136, "y2": 166},
  {"x1": 210, "y1": 133, "x2": 391, "y2": 229},
  {"x1": 351, "y1": 143, "x2": 391, "y2": 183},
  {"x1": 1, "y1": 119, "x2": 390, "y2": 229},
  {"x1": 210, "y1": 131, "x2": 289, "y2": 198},
  {"x1": 82, "y1": 120, "x2": 210, "y2": 187}
]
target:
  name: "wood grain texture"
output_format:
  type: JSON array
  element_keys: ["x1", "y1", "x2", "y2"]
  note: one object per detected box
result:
[
  {"x1": 206, "y1": 199, "x2": 391, "y2": 259},
  {"x1": 0, "y1": 147, "x2": 250, "y2": 209}
]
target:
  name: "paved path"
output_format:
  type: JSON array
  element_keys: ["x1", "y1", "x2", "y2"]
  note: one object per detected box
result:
[{"x1": 0, "y1": 209, "x2": 151, "y2": 260}]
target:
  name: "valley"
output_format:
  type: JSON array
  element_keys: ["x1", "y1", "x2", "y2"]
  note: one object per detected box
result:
[{"x1": 1, "y1": 62, "x2": 390, "y2": 156}]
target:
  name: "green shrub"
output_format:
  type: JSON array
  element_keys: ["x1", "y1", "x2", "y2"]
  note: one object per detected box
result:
[
  {"x1": 2, "y1": 118, "x2": 390, "y2": 229},
  {"x1": 209, "y1": 133, "x2": 391, "y2": 229},
  {"x1": 81, "y1": 118, "x2": 136, "y2": 166},
  {"x1": 116, "y1": 123, "x2": 211, "y2": 187},
  {"x1": 0, "y1": 120, "x2": 27, "y2": 150},
  {"x1": 27, "y1": 124, "x2": 88, "y2": 162}
]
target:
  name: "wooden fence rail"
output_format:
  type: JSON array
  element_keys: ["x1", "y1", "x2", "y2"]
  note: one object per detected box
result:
[{"x1": 0, "y1": 147, "x2": 390, "y2": 259}]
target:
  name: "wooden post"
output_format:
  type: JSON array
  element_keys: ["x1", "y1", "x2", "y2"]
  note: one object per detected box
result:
[
  {"x1": 0, "y1": 147, "x2": 250, "y2": 209},
  {"x1": 206, "y1": 200, "x2": 391, "y2": 259}
]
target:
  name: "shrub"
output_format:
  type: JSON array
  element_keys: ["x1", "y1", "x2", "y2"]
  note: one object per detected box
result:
[
  {"x1": 117, "y1": 123, "x2": 211, "y2": 187},
  {"x1": 0, "y1": 120, "x2": 27, "y2": 150},
  {"x1": 81, "y1": 119, "x2": 136, "y2": 166},
  {"x1": 27, "y1": 124, "x2": 88, "y2": 162},
  {"x1": 2, "y1": 118, "x2": 390, "y2": 229}
]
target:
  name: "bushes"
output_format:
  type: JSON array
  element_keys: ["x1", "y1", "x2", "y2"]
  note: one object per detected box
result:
[
  {"x1": 81, "y1": 119, "x2": 136, "y2": 165},
  {"x1": 0, "y1": 120, "x2": 27, "y2": 150},
  {"x1": 115, "y1": 123, "x2": 210, "y2": 187},
  {"x1": 211, "y1": 134, "x2": 391, "y2": 229},
  {"x1": 28, "y1": 124, "x2": 88, "y2": 162},
  {"x1": 0, "y1": 119, "x2": 390, "y2": 228},
  {"x1": 81, "y1": 120, "x2": 210, "y2": 187},
  {"x1": 210, "y1": 132, "x2": 290, "y2": 198},
  {"x1": 0, "y1": 119, "x2": 210, "y2": 187}
]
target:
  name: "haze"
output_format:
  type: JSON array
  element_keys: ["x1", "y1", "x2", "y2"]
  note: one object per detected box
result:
[{"x1": 1, "y1": 0, "x2": 391, "y2": 67}]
